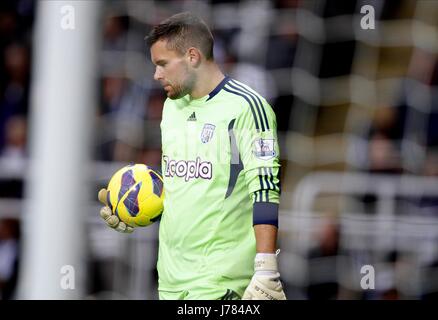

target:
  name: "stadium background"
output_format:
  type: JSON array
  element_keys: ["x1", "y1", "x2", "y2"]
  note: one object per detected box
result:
[{"x1": 0, "y1": 0, "x2": 437, "y2": 299}]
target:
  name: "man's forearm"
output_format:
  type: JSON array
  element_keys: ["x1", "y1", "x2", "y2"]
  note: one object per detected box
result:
[
  {"x1": 254, "y1": 224, "x2": 278, "y2": 253},
  {"x1": 244, "y1": 224, "x2": 287, "y2": 300}
]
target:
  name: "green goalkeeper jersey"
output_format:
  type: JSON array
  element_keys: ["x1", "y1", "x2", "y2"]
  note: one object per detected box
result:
[{"x1": 157, "y1": 76, "x2": 281, "y2": 297}]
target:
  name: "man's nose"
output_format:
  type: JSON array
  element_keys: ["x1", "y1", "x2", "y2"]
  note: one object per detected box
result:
[{"x1": 154, "y1": 67, "x2": 163, "y2": 81}]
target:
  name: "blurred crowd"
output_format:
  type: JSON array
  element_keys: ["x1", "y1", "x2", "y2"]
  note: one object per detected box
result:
[
  {"x1": 0, "y1": 1, "x2": 32, "y2": 166},
  {"x1": 0, "y1": 0, "x2": 437, "y2": 299},
  {"x1": 0, "y1": 0, "x2": 32, "y2": 300}
]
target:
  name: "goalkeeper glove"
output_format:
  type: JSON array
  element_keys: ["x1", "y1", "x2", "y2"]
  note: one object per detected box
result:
[
  {"x1": 242, "y1": 250, "x2": 287, "y2": 300},
  {"x1": 98, "y1": 188, "x2": 134, "y2": 233}
]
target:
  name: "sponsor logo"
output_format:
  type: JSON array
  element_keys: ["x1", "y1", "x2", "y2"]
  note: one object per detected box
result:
[
  {"x1": 187, "y1": 112, "x2": 197, "y2": 121},
  {"x1": 163, "y1": 155, "x2": 212, "y2": 181}
]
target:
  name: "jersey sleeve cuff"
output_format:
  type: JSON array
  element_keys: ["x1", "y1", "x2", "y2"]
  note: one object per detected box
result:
[{"x1": 253, "y1": 202, "x2": 279, "y2": 227}]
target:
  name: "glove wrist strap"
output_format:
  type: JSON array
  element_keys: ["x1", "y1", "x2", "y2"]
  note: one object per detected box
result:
[{"x1": 254, "y1": 249, "x2": 280, "y2": 272}]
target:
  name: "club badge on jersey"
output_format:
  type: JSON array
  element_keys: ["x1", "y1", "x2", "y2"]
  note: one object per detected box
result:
[
  {"x1": 253, "y1": 138, "x2": 276, "y2": 160},
  {"x1": 200, "y1": 123, "x2": 216, "y2": 143}
]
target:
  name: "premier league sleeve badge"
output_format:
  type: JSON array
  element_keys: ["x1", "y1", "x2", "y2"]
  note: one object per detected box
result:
[{"x1": 253, "y1": 138, "x2": 276, "y2": 160}]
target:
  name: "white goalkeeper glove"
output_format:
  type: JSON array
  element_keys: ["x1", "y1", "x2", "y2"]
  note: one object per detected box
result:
[
  {"x1": 98, "y1": 188, "x2": 134, "y2": 233},
  {"x1": 242, "y1": 250, "x2": 287, "y2": 300}
]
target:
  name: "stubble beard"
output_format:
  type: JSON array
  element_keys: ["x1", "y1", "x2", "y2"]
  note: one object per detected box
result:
[{"x1": 168, "y1": 69, "x2": 196, "y2": 100}]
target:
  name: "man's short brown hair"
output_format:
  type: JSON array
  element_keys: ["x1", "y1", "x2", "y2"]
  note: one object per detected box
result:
[{"x1": 146, "y1": 12, "x2": 214, "y2": 60}]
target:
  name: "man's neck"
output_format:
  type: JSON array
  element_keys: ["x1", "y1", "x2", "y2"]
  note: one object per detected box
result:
[{"x1": 189, "y1": 63, "x2": 225, "y2": 100}]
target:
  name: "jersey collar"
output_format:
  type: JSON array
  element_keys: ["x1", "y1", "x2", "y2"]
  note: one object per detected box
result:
[{"x1": 206, "y1": 75, "x2": 230, "y2": 101}]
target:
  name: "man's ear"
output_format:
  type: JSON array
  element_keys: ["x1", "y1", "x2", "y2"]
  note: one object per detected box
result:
[{"x1": 187, "y1": 47, "x2": 202, "y2": 67}]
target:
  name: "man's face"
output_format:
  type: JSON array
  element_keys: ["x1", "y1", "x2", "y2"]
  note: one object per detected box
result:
[{"x1": 150, "y1": 39, "x2": 195, "y2": 99}]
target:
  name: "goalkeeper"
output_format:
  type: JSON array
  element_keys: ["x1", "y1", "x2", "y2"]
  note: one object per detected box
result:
[{"x1": 98, "y1": 12, "x2": 286, "y2": 300}]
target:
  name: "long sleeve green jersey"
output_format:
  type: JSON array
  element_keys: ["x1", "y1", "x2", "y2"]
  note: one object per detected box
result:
[{"x1": 157, "y1": 76, "x2": 281, "y2": 296}]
